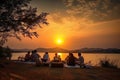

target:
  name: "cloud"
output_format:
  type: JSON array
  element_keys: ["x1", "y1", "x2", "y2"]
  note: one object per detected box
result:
[
  {"x1": 63, "y1": 0, "x2": 120, "y2": 22},
  {"x1": 46, "y1": 11, "x2": 93, "y2": 32}
]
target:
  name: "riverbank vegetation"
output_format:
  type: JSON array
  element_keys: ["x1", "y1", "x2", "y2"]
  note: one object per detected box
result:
[{"x1": 99, "y1": 58, "x2": 118, "y2": 68}]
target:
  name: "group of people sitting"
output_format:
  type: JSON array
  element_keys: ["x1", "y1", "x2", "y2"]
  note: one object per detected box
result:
[
  {"x1": 65, "y1": 52, "x2": 85, "y2": 68},
  {"x1": 24, "y1": 51, "x2": 62, "y2": 63},
  {"x1": 18, "y1": 50, "x2": 41, "y2": 63},
  {"x1": 19, "y1": 50, "x2": 85, "y2": 67}
]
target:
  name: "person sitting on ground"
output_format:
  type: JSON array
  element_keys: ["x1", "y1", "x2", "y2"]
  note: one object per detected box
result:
[
  {"x1": 33, "y1": 50, "x2": 42, "y2": 66},
  {"x1": 77, "y1": 52, "x2": 85, "y2": 68},
  {"x1": 30, "y1": 50, "x2": 35, "y2": 61},
  {"x1": 31, "y1": 50, "x2": 41, "y2": 61},
  {"x1": 42, "y1": 52, "x2": 50, "y2": 62},
  {"x1": 51, "y1": 53, "x2": 63, "y2": 67},
  {"x1": 58, "y1": 55, "x2": 61, "y2": 62},
  {"x1": 25, "y1": 51, "x2": 31, "y2": 61},
  {"x1": 65, "y1": 52, "x2": 77, "y2": 66},
  {"x1": 53, "y1": 53, "x2": 61, "y2": 62}
]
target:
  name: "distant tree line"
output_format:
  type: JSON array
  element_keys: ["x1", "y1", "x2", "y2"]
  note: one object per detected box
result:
[{"x1": 71, "y1": 48, "x2": 120, "y2": 53}]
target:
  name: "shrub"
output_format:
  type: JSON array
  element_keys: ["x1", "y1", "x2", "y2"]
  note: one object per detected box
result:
[
  {"x1": 99, "y1": 58, "x2": 118, "y2": 68},
  {"x1": 0, "y1": 46, "x2": 12, "y2": 60}
]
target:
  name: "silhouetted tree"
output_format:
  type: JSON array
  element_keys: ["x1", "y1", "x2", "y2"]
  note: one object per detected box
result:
[{"x1": 0, "y1": 0, "x2": 48, "y2": 46}]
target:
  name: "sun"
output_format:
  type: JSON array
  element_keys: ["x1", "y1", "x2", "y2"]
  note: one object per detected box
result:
[{"x1": 56, "y1": 39, "x2": 63, "y2": 45}]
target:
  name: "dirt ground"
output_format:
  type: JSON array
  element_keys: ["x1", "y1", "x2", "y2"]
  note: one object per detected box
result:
[{"x1": 0, "y1": 62, "x2": 120, "y2": 80}]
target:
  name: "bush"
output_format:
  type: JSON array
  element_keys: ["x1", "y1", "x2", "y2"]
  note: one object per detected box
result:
[
  {"x1": 99, "y1": 58, "x2": 118, "y2": 68},
  {"x1": 0, "y1": 46, "x2": 12, "y2": 60}
]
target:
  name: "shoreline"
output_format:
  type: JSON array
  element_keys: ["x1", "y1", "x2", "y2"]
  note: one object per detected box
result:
[{"x1": 0, "y1": 61, "x2": 120, "y2": 80}]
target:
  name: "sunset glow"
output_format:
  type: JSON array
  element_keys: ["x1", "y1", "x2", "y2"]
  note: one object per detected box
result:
[{"x1": 5, "y1": 0, "x2": 120, "y2": 49}]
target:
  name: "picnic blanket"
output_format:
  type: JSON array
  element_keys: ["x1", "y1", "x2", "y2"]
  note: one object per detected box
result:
[
  {"x1": 14, "y1": 60, "x2": 36, "y2": 64},
  {"x1": 64, "y1": 64, "x2": 80, "y2": 68},
  {"x1": 64, "y1": 64, "x2": 92, "y2": 68}
]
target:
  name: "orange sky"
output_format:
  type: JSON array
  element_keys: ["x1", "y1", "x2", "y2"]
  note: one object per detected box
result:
[{"x1": 5, "y1": 0, "x2": 120, "y2": 49}]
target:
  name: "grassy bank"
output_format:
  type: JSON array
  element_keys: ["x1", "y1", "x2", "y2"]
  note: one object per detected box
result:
[{"x1": 0, "y1": 62, "x2": 120, "y2": 80}]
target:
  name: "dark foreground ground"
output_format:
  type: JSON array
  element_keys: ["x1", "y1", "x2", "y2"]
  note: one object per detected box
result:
[{"x1": 0, "y1": 61, "x2": 120, "y2": 80}]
